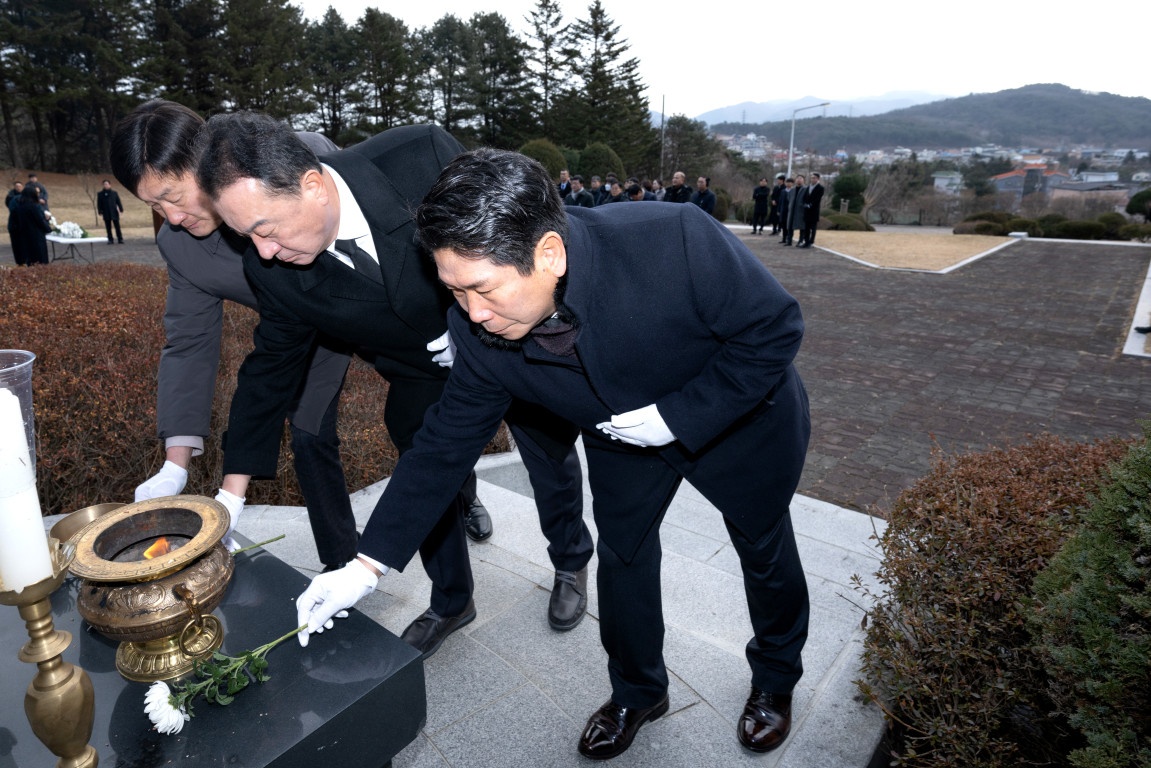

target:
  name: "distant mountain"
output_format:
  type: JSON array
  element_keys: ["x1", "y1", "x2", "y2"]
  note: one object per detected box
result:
[
  {"x1": 707, "y1": 84, "x2": 1151, "y2": 152},
  {"x1": 694, "y1": 91, "x2": 948, "y2": 125}
]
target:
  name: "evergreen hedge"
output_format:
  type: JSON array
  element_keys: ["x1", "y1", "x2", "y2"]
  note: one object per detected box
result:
[{"x1": 1031, "y1": 427, "x2": 1151, "y2": 768}]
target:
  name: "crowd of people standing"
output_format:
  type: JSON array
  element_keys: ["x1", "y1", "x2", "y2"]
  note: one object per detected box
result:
[
  {"x1": 753, "y1": 173, "x2": 824, "y2": 247},
  {"x1": 561, "y1": 168, "x2": 723, "y2": 218}
]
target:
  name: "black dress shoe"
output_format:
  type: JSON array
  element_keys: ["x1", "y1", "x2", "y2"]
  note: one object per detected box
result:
[
  {"x1": 737, "y1": 688, "x2": 791, "y2": 753},
  {"x1": 1136, "y1": 326, "x2": 1151, "y2": 334},
  {"x1": 548, "y1": 567, "x2": 587, "y2": 631},
  {"x1": 463, "y1": 498, "x2": 493, "y2": 541},
  {"x1": 399, "y1": 599, "x2": 476, "y2": 660},
  {"x1": 578, "y1": 694, "x2": 669, "y2": 760}
]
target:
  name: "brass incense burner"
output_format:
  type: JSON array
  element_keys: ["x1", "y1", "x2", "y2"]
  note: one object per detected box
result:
[{"x1": 70, "y1": 495, "x2": 234, "y2": 682}]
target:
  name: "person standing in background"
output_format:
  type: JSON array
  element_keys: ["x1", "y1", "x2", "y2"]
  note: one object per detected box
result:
[{"x1": 96, "y1": 179, "x2": 125, "y2": 244}]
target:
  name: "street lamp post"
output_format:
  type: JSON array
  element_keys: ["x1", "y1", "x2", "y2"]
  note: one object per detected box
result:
[{"x1": 787, "y1": 102, "x2": 830, "y2": 178}]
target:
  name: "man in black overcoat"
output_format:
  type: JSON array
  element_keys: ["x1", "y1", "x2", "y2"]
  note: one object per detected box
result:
[{"x1": 296, "y1": 148, "x2": 811, "y2": 759}]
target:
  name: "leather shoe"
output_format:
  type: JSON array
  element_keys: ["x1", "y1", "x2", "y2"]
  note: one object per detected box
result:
[
  {"x1": 578, "y1": 694, "x2": 669, "y2": 760},
  {"x1": 737, "y1": 688, "x2": 791, "y2": 752},
  {"x1": 1136, "y1": 326, "x2": 1151, "y2": 334},
  {"x1": 548, "y1": 567, "x2": 587, "y2": 631},
  {"x1": 399, "y1": 599, "x2": 476, "y2": 660},
  {"x1": 463, "y1": 498, "x2": 493, "y2": 541}
]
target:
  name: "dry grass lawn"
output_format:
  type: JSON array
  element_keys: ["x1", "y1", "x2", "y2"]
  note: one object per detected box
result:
[
  {"x1": 5, "y1": 170, "x2": 1012, "y2": 270},
  {"x1": 813, "y1": 230, "x2": 1013, "y2": 270}
]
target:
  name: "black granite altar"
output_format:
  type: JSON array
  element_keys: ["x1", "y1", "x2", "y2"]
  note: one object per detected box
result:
[{"x1": 0, "y1": 539, "x2": 425, "y2": 768}]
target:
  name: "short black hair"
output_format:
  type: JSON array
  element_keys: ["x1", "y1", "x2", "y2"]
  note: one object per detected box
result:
[
  {"x1": 571, "y1": 174, "x2": 584, "y2": 184},
  {"x1": 110, "y1": 100, "x2": 205, "y2": 195},
  {"x1": 416, "y1": 148, "x2": 568, "y2": 277},
  {"x1": 197, "y1": 112, "x2": 321, "y2": 200}
]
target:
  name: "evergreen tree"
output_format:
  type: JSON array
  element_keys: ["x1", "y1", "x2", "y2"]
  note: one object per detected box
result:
[
  {"x1": 466, "y1": 12, "x2": 531, "y2": 149},
  {"x1": 304, "y1": 7, "x2": 360, "y2": 142},
  {"x1": 217, "y1": 0, "x2": 310, "y2": 118},
  {"x1": 522, "y1": 0, "x2": 569, "y2": 141},
  {"x1": 661, "y1": 114, "x2": 719, "y2": 180},
  {"x1": 417, "y1": 15, "x2": 475, "y2": 135},
  {"x1": 140, "y1": 0, "x2": 225, "y2": 115},
  {"x1": 558, "y1": 1, "x2": 657, "y2": 175},
  {"x1": 355, "y1": 9, "x2": 418, "y2": 135}
]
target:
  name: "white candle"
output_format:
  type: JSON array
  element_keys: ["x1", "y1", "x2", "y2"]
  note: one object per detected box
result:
[{"x1": 0, "y1": 387, "x2": 52, "y2": 592}]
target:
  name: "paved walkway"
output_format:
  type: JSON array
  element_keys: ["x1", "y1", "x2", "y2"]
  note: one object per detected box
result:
[{"x1": 23, "y1": 229, "x2": 1151, "y2": 767}]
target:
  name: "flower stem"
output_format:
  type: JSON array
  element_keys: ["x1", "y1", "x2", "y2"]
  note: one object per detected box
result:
[{"x1": 229, "y1": 534, "x2": 286, "y2": 556}]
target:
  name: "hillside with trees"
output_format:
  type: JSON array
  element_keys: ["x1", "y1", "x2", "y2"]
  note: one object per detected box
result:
[{"x1": 712, "y1": 84, "x2": 1151, "y2": 152}]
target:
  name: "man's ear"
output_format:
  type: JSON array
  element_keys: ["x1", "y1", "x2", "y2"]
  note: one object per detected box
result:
[
  {"x1": 536, "y1": 231, "x2": 567, "y2": 277},
  {"x1": 301, "y1": 168, "x2": 328, "y2": 205}
]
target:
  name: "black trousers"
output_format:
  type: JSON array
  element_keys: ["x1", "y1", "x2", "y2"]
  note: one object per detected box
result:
[
  {"x1": 103, "y1": 217, "x2": 122, "y2": 242},
  {"x1": 582, "y1": 403, "x2": 809, "y2": 707},
  {"x1": 290, "y1": 376, "x2": 590, "y2": 617}
]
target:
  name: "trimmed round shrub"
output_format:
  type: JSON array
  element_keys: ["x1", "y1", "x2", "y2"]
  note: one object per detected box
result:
[
  {"x1": 1119, "y1": 223, "x2": 1151, "y2": 242},
  {"x1": 954, "y1": 220, "x2": 1008, "y2": 236},
  {"x1": 964, "y1": 210, "x2": 1013, "y2": 225},
  {"x1": 519, "y1": 138, "x2": 567, "y2": 179},
  {"x1": 1031, "y1": 427, "x2": 1151, "y2": 768},
  {"x1": 1006, "y1": 218, "x2": 1041, "y2": 237},
  {"x1": 825, "y1": 213, "x2": 873, "y2": 231},
  {"x1": 713, "y1": 187, "x2": 731, "y2": 221},
  {"x1": 579, "y1": 142, "x2": 625, "y2": 181},
  {"x1": 1096, "y1": 212, "x2": 1127, "y2": 239},
  {"x1": 1038, "y1": 213, "x2": 1069, "y2": 235},
  {"x1": 1052, "y1": 220, "x2": 1106, "y2": 240},
  {"x1": 857, "y1": 434, "x2": 1132, "y2": 767}
]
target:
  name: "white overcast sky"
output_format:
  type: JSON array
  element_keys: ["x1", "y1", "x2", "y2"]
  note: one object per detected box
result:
[{"x1": 296, "y1": 0, "x2": 1147, "y2": 119}]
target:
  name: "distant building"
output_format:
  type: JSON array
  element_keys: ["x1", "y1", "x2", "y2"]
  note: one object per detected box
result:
[
  {"x1": 991, "y1": 167, "x2": 1070, "y2": 198},
  {"x1": 1048, "y1": 182, "x2": 1130, "y2": 208},
  {"x1": 932, "y1": 171, "x2": 963, "y2": 195},
  {"x1": 1077, "y1": 170, "x2": 1120, "y2": 183}
]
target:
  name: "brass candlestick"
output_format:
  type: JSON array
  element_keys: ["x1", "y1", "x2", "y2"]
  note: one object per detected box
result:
[{"x1": 0, "y1": 540, "x2": 99, "y2": 768}]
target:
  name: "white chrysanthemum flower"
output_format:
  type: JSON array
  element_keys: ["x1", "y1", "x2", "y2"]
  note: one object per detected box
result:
[
  {"x1": 58, "y1": 221, "x2": 85, "y2": 238},
  {"x1": 144, "y1": 681, "x2": 189, "y2": 735}
]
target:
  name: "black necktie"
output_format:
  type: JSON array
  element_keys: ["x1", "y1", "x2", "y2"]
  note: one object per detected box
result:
[{"x1": 335, "y1": 238, "x2": 382, "y2": 284}]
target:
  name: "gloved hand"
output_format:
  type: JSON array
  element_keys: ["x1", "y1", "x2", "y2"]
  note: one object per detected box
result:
[
  {"x1": 426, "y1": 330, "x2": 456, "y2": 368},
  {"x1": 134, "y1": 460, "x2": 189, "y2": 502},
  {"x1": 214, "y1": 488, "x2": 245, "y2": 545},
  {"x1": 595, "y1": 404, "x2": 677, "y2": 447},
  {"x1": 295, "y1": 559, "x2": 379, "y2": 647}
]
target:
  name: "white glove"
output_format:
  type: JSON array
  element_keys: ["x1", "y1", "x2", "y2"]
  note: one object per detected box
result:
[
  {"x1": 295, "y1": 559, "x2": 379, "y2": 647},
  {"x1": 135, "y1": 460, "x2": 189, "y2": 501},
  {"x1": 426, "y1": 330, "x2": 456, "y2": 368},
  {"x1": 214, "y1": 488, "x2": 245, "y2": 544},
  {"x1": 595, "y1": 404, "x2": 677, "y2": 447}
]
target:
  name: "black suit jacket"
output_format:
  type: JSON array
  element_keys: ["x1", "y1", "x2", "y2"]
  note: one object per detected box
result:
[{"x1": 223, "y1": 125, "x2": 464, "y2": 477}]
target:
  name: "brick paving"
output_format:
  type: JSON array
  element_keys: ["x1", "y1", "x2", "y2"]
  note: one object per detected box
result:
[
  {"x1": 7, "y1": 234, "x2": 1150, "y2": 517},
  {"x1": 743, "y1": 235, "x2": 1151, "y2": 515}
]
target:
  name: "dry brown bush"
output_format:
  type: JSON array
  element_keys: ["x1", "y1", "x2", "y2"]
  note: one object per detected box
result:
[{"x1": 1, "y1": 263, "x2": 509, "y2": 514}]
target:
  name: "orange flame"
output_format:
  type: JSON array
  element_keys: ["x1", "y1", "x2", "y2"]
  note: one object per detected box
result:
[{"x1": 143, "y1": 537, "x2": 171, "y2": 560}]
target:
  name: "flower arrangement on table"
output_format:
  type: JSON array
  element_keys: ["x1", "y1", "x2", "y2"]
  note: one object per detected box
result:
[{"x1": 54, "y1": 221, "x2": 89, "y2": 239}]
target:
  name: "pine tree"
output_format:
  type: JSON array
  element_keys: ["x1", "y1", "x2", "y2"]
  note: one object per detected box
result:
[
  {"x1": 217, "y1": 0, "x2": 311, "y2": 118},
  {"x1": 355, "y1": 9, "x2": 418, "y2": 134},
  {"x1": 558, "y1": 1, "x2": 657, "y2": 175},
  {"x1": 522, "y1": 0, "x2": 569, "y2": 141},
  {"x1": 416, "y1": 15, "x2": 475, "y2": 135},
  {"x1": 466, "y1": 12, "x2": 531, "y2": 149},
  {"x1": 303, "y1": 8, "x2": 360, "y2": 142}
]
